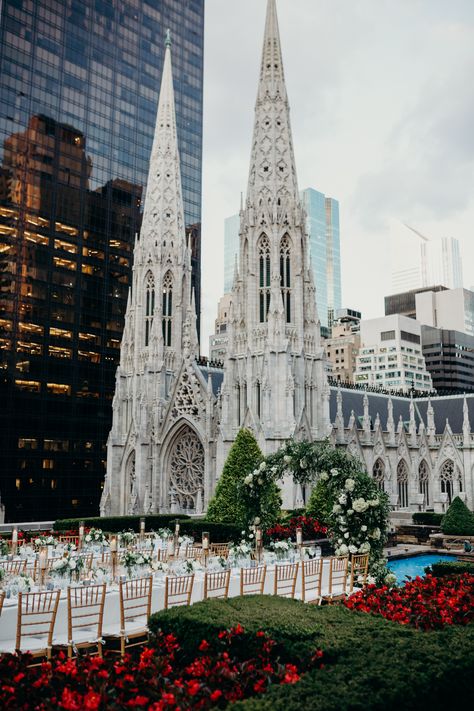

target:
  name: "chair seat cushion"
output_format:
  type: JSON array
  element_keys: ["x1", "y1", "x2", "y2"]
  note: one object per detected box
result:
[{"x1": 0, "y1": 635, "x2": 51, "y2": 654}]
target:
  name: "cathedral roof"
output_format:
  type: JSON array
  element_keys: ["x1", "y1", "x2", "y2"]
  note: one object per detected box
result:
[
  {"x1": 196, "y1": 364, "x2": 224, "y2": 397},
  {"x1": 330, "y1": 387, "x2": 474, "y2": 434}
]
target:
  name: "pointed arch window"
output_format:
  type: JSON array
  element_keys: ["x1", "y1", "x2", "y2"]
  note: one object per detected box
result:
[
  {"x1": 280, "y1": 234, "x2": 291, "y2": 323},
  {"x1": 440, "y1": 460, "x2": 454, "y2": 504},
  {"x1": 397, "y1": 460, "x2": 409, "y2": 508},
  {"x1": 144, "y1": 272, "x2": 155, "y2": 347},
  {"x1": 418, "y1": 460, "x2": 430, "y2": 508},
  {"x1": 258, "y1": 235, "x2": 271, "y2": 323},
  {"x1": 162, "y1": 272, "x2": 173, "y2": 347},
  {"x1": 372, "y1": 459, "x2": 385, "y2": 492},
  {"x1": 256, "y1": 381, "x2": 261, "y2": 419}
]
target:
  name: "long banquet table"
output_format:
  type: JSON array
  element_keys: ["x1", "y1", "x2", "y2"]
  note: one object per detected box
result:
[{"x1": 0, "y1": 560, "x2": 335, "y2": 653}]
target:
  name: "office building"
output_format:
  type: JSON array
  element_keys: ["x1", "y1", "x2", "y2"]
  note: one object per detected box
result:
[
  {"x1": 385, "y1": 285, "x2": 448, "y2": 319},
  {"x1": 0, "y1": 0, "x2": 204, "y2": 522},
  {"x1": 301, "y1": 187, "x2": 341, "y2": 329},
  {"x1": 416, "y1": 288, "x2": 474, "y2": 337},
  {"x1": 421, "y1": 326, "x2": 474, "y2": 393},
  {"x1": 208, "y1": 293, "x2": 231, "y2": 363},
  {"x1": 391, "y1": 223, "x2": 463, "y2": 293},
  {"x1": 354, "y1": 315, "x2": 433, "y2": 394},
  {"x1": 325, "y1": 308, "x2": 361, "y2": 383}
]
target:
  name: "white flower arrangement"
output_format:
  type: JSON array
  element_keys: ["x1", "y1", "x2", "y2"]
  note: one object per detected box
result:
[
  {"x1": 151, "y1": 560, "x2": 169, "y2": 573},
  {"x1": 8, "y1": 573, "x2": 35, "y2": 593},
  {"x1": 34, "y1": 535, "x2": 55, "y2": 546},
  {"x1": 229, "y1": 540, "x2": 253, "y2": 562},
  {"x1": 119, "y1": 530, "x2": 136, "y2": 546},
  {"x1": 178, "y1": 535, "x2": 194, "y2": 546},
  {"x1": 84, "y1": 528, "x2": 105, "y2": 544},
  {"x1": 352, "y1": 498, "x2": 369, "y2": 513},
  {"x1": 344, "y1": 478, "x2": 355, "y2": 492},
  {"x1": 174, "y1": 558, "x2": 202, "y2": 575},
  {"x1": 156, "y1": 527, "x2": 173, "y2": 540},
  {"x1": 269, "y1": 538, "x2": 294, "y2": 560},
  {"x1": 51, "y1": 555, "x2": 85, "y2": 580}
]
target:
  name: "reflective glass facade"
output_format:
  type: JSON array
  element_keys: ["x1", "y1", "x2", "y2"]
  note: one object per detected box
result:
[
  {"x1": 301, "y1": 187, "x2": 341, "y2": 330},
  {"x1": 0, "y1": 0, "x2": 204, "y2": 522}
]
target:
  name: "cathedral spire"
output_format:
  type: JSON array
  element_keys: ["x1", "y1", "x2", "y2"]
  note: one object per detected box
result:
[
  {"x1": 246, "y1": 0, "x2": 299, "y2": 204},
  {"x1": 139, "y1": 30, "x2": 185, "y2": 254}
]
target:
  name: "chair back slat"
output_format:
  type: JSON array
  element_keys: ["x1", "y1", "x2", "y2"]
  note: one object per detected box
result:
[
  {"x1": 274, "y1": 562, "x2": 299, "y2": 598},
  {"x1": 349, "y1": 554, "x2": 369, "y2": 591},
  {"x1": 67, "y1": 584, "x2": 106, "y2": 657},
  {"x1": 184, "y1": 545, "x2": 203, "y2": 561},
  {"x1": 210, "y1": 543, "x2": 230, "y2": 558},
  {"x1": 59, "y1": 535, "x2": 79, "y2": 546},
  {"x1": 240, "y1": 565, "x2": 266, "y2": 596},
  {"x1": 0, "y1": 560, "x2": 26, "y2": 576},
  {"x1": 16, "y1": 590, "x2": 60, "y2": 658},
  {"x1": 328, "y1": 556, "x2": 349, "y2": 596},
  {"x1": 164, "y1": 574, "x2": 194, "y2": 609},
  {"x1": 301, "y1": 558, "x2": 323, "y2": 602},
  {"x1": 204, "y1": 570, "x2": 231, "y2": 600}
]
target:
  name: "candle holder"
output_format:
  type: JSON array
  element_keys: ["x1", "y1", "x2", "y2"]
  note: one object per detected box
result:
[
  {"x1": 296, "y1": 527, "x2": 303, "y2": 560},
  {"x1": 167, "y1": 537, "x2": 175, "y2": 560},
  {"x1": 78, "y1": 520, "x2": 85, "y2": 550},
  {"x1": 202, "y1": 531, "x2": 210, "y2": 568},
  {"x1": 39, "y1": 546, "x2": 48, "y2": 589},
  {"x1": 12, "y1": 526, "x2": 18, "y2": 556},
  {"x1": 174, "y1": 520, "x2": 180, "y2": 552},
  {"x1": 255, "y1": 527, "x2": 263, "y2": 563},
  {"x1": 139, "y1": 517, "x2": 146, "y2": 544},
  {"x1": 110, "y1": 536, "x2": 118, "y2": 581}
]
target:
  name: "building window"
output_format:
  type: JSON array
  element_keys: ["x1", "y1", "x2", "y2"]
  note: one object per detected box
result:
[
  {"x1": 145, "y1": 271, "x2": 155, "y2": 347},
  {"x1": 258, "y1": 235, "x2": 270, "y2": 323},
  {"x1": 418, "y1": 460, "x2": 429, "y2": 507},
  {"x1": 256, "y1": 381, "x2": 261, "y2": 418},
  {"x1": 372, "y1": 458, "x2": 385, "y2": 491},
  {"x1": 162, "y1": 271, "x2": 173, "y2": 347},
  {"x1": 397, "y1": 460, "x2": 409, "y2": 508},
  {"x1": 439, "y1": 460, "x2": 454, "y2": 504},
  {"x1": 280, "y1": 234, "x2": 291, "y2": 323}
]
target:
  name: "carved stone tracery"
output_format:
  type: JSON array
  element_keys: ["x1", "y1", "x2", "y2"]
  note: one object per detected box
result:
[{"x1": 169, "y1": 427, "x2": 204, "y2": 511}]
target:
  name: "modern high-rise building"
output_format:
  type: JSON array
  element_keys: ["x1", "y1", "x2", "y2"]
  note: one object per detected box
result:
[
  {"x1": 391, "y1": 223, "x2": 463, "y2": 293},
  {"x1": 0, "y1": 0, "x2": 204, "y2": 522},
  {"x1": 301, "y1": 187, "x2": 341, "y2": 331}
]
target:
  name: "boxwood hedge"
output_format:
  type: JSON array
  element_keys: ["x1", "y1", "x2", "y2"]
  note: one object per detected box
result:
[
  {"x1": 427, "y1": 560, "x2": 474, "y2": 577},
  {"x1": 149, "y1": 596, "x2": 474, "y2": 710},
  {"x1": 53, "y1": 514, "x2": 190, "y2": 533},
  {"x1": 412, "y1": 512, "x2": 443, "y2": 526}
]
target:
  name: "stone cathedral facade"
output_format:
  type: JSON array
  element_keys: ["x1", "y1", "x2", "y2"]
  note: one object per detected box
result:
[{"x1": 101, "y1": 1, "x2": 474, "y2": 518}]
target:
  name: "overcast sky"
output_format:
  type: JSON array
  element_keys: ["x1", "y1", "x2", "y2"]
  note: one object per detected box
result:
[{"x1": 199, "y1": 0, "x2": 474, "y2": 353}]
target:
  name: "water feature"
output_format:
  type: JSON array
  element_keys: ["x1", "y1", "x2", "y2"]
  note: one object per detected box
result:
[{"x1": 388, "y1": 553, "x2": 458, "y2": 585}]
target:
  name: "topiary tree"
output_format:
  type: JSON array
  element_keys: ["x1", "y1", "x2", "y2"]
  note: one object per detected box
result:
[
  {"x1": 441, "y1": 497, "x2": 474, "y2": 536},
  {"x1": 306, "y1": 479, "x2": 333, "y2": 527},
  {"x1": 206, "y1": 428, "x2": 280, "y2": 530}
]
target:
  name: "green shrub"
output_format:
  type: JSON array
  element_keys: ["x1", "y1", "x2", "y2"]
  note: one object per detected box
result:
[
  {"x1": 206, "y1": 428, "x2": 281, "y2": 529},
  {"x1": 427, "y1": 560, "x2": 474, "y2": 577},
  {"x1": 412, "y1": 512, "x2": 444, "y2": 526},
  {"x1": 306, "y1": 480, "x2": 333, "y2": 526},
  {"x1": 441, "y1": 497, "x2": 474, "y2": 536},
  {"x1": 150, "y1": 596, "x2": 474, "y2": 710},
  {"x1": 53, "y1": 514, "x2": 190, "y2": 532},
  {"x1": 178, "y1": 520, "x2": 242, "y2": 543}
]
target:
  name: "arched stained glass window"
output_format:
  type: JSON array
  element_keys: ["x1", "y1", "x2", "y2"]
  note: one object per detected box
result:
[
  {"x1": 258, "y1": 235, "x2": 271, "y2": 323},
  {"x1": 145, "y1": 272, "x2": 155, "y2": 346},
  {"x1": 280, "y1": 234, "x2": 291, "y2": 323},
  {"x1": 162, "y1": 272, "x2": 173, "y2": 347}
]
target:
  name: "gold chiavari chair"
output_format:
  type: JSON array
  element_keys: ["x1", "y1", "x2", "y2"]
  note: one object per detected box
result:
[
  {"x1": 59, "y1": 535, "x2": 79, "y2": 546},
  {"x1": 105, "y1": 576, "x2": 153, "y2": 657},
  {"x1": 65, "y1": 584, "x2": 106, "y2": 658},
  {"x1": 155, "y1": 548, "x2": 168, "y2": 563},
  {"x1": 0, "y1": 559, "x2": 27, "y2": 576},
  {"x1": 349, "y1": 554, "x2": 369, "y2": 592},
  {"x1": 301, "y1": 558, "x2": 323, "y2": 604},
  {"x1": 274, "y1": 562, "x2": 299, "y2": 599},
  {"x1": 164, "y1": 574, "x2": 195, "y2": 609},
  {"x1": 100, "y1": 552, "x2": 113, "y2": 567},
  {"x1": 24, "y1": 559, "x2": 38, "y2": 582},
  {"x1": 240, "y1": 565, "x2": 266, "y2": 596},
  {"x1": 185, "y1": 545, "x2": 204, "y2": 561},
  {"x1": 12, "y1": 590, "x2": 60, "y2": 659},
  {"x1": 326, "y1": 556, "x2": 349, "y2": 600},
  {"x1": 204, "y1": 570, "x2": 231, "y2": 600},
  {"x1": 210, "y1": 543, "x2": 230, "y2": 558},
  {"x1": 76, "y1": 553, "x2": 94, "y2": 573}
]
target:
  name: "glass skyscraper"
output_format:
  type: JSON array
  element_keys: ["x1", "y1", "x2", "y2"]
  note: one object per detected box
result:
[
  {"x1": 301, "y1": 187, "x2": 341, "y2": 332},
  {"x1": 0, "y1": 0, "x2": 204, "y2": 522}
]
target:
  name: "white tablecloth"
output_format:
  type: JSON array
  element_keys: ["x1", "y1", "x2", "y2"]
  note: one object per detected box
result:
[{"x1": 0, "y1": 560, "x2": 335, "y2": 653}]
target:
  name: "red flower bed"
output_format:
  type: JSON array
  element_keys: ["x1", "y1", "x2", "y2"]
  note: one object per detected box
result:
[
  {"x1": 344, "y1": 573, "x2": 474, "y2": 630},
  {"x1": 0, "y1": 626, "x2": 323, "y2": 710},
  {"x1": 266, "y1": 515, "x2": 327, "y2": 542}
]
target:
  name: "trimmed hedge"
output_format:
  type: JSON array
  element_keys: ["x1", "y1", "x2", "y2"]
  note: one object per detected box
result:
[
  {"x1": 150, "y1": 596, "x2": 474, "y2": 710},
  {"x1": 178, "y1": 520, "x2": 242, "y2": 543},
  {"x1": 427, "y1": 560, "x2": 474, "y2": 577},
  {"x1": 53, "y1": 514, "x2": 190, "y2": 533},
  {"x1": 441, "y1": 496, "x2": 474, "y2": 535},
  {"x1": 412, "y1": 512, "x2": 443, "y2": 526}
]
